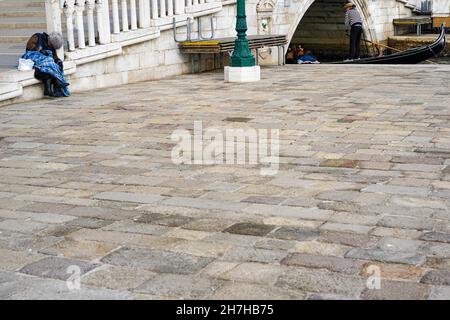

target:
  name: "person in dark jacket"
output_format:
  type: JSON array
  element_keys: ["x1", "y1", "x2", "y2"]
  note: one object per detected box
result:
[
  {"x1": 294, "y1": 45, "x2": 303, "y2": 61},
  {"x1": 25, "y1": 32, "x2": 66, "y2": 97},
  {"x1": 344, "y1": 2, "x2": 363, "y2": 60}
]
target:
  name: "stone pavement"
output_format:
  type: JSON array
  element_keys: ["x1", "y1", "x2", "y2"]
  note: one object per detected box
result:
[{"x1": 0, "y1": 65, "x2": 450, "y2": 300}]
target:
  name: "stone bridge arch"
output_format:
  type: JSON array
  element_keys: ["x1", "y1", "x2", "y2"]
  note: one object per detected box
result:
[
  {"x1": 249, "y1": 0, "x2": 385, "y2": 61},
  {"x1": 281, "y1": 0, "x2": 378, "y2": 47},
  {"x1": 249, "y1": 0, "x2": 417, "y2": 61}
]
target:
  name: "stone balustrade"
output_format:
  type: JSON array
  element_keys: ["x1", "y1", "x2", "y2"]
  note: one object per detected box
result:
[{"x1": 45, "y1": 0, "x2": 223, "y2": 62}]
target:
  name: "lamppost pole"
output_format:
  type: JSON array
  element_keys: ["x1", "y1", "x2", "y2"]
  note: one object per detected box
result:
[
  {"x1": 224, "y1": 0, "x2": 260, "y2": 82},
  {"x1": 230, "y1": 0, "x2": 255, "y2": 67}
]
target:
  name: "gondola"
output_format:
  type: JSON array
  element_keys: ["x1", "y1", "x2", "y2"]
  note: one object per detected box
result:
[{"x1": 333, "y1": 25, "x2": 446, "y2": 64}]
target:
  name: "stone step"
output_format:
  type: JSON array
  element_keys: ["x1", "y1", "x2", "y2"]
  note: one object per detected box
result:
[
  {"x1": 0, "y1": 36, "x2": 31, "y2": 44},
  {"x1": 0, "y1": 17, "x2": 47, "y2": 29},
  {"x1": 0, "y1": 0, "x2": 45, "y2": 9},
  {"x1": 0, "y1": 43, "x2": 24, "y2": 55},
  {"x1": 0, "y1": 81, "x2": 22, "y2": 102},
  {"x1": 0, "y1": 53, "x2": 21, "y2": 69},
  {"x1": 0, "y1": 28, "x2": 43, "y2": 43},
  {"x1": 0, "y1": 7, "x2": 46, "y2": 18}
]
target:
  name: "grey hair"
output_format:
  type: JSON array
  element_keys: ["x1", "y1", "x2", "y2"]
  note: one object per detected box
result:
[{"x1": 48, "y1": 32, "x2": 64, "y2": 50}]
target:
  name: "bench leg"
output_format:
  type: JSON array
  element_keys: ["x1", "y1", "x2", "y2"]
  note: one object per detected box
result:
[
  {"x1": 277, "y1": 46, "x2": 280, "y2": 66},
  {"x1": 191, "y1": 54, "x2": 200, "y2": 74},
  {"x1": 278, "y1": 46, "x2": 285, "y2": 66}
]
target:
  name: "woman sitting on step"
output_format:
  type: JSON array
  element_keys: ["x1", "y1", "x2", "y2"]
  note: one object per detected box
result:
[{"x1": 23, "y1": 32, "x2": 70, "y2": 97}]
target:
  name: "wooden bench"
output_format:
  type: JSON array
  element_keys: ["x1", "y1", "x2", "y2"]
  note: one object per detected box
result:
[
  {"x1": 179, "y1": 35, "x2": 288, "y2": 73},
  {"x1": 393, "y1": 16, "x2": 432, "y2": 36}
]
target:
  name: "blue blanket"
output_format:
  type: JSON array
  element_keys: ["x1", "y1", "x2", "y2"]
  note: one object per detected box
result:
[
  {"x1": 22, "y1": 50, "x2": 70, "y2": 97},
  {"x1": 298, "y1": 54, "x2": 319, "y2": 64}
]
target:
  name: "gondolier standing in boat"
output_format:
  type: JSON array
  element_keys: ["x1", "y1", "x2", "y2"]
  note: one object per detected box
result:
[{"x1": 344, "y1": 2, "x2": 363, "y2": 61}]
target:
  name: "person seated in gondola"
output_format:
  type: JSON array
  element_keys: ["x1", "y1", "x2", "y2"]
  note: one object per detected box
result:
[
  {"x1": 298, "y1": 50, "x2": 320, "y2": 64},
  {"x1": 286, "y1": 46, "x2": 296, "y2": 64},
  {"x1": 23, "y1": 32, "x2": 70, "y2": 97},
  {"x1": 293, "y1": 45, "x2": 303, "y2": 61}
]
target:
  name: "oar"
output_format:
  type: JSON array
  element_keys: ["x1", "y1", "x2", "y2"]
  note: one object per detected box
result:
[{"x1": 361, "y1": 38, "x2": 402, "y2": 52}]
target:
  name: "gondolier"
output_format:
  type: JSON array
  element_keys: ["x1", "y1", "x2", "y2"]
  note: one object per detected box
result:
[{"x1": 344, "y1": 2, "x2": 363, "y2": 60}]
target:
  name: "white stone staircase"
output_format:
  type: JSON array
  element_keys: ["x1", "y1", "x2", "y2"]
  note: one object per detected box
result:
[
  {"x1": 0, "y1": 0, "x2": 46, "y2": 71},
  {"x1": 0, "y1": 0, "x2": 58, "y2": 103},
  {"x1": 0, "y1": 0, "x2": 225, "y2": 105}
]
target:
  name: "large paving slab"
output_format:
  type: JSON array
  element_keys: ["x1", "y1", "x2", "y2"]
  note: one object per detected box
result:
[{"x1": 1, "y1": 65, "x2": 450, "y2": 299}]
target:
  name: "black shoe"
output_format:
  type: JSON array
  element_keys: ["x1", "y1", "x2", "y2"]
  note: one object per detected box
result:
[{"x1": 43, "y1": 79, "x2": 55, "y2": 97}]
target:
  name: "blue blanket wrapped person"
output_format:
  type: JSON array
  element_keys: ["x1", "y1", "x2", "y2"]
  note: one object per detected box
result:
[
  {"x1": 23, "y1": 32, "x2": 70, "y2": 97},
  {"x1": 298, "y1": 50, "x2": 320, "y2": 64}
]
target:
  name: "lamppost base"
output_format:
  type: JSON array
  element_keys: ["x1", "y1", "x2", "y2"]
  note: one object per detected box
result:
[{"x1": 224, "y1": 66, "x2": 261, "y2": 83}]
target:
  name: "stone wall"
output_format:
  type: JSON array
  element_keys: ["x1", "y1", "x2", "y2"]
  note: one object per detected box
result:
[
  {"x1": 68, "y1": 4, "x2": 238, "y2": 93},
  {"x1": 366, "y1": 0, "x2": 416, "y2": 41}
]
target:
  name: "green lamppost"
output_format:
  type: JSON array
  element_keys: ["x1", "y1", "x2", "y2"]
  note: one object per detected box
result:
[
  {"x1": 230, "y1": 0, "x2": 255, "y2": 67},
  {"x1": 224, "y1": 0, "x2": 260, "y2": 82}
]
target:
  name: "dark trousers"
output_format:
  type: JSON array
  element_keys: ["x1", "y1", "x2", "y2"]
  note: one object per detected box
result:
[{"x1": 349, "y1": 25, "x2": 363, "y2": 59}]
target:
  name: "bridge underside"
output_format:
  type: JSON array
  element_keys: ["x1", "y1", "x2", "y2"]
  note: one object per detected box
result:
[{"x1": 291, "y1": 0, "x2": 366, "y2": 60}]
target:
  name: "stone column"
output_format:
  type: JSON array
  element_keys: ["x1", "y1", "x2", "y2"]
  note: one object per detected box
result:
[
  {"x1": 130, "y1": 0, "x2": 138, "y2": 29},
  {"x1": 63, "y1": 1, "x2": 76, "y2": 51},
  {"x1": 111, "y1": 0, "x2": 121, "y2": 34},
  {"x1": 174, "y1": 0, "x2": 184, "y2": 15},
  {"x1": 45, "y1": 0, "x2": 64, "y2": 59},
  {"x1": 87, "y1": 0, "x2": 96, "y2": 46},
  {"x1": 102, "y1": 0, "x2": 112, "y2": 43},
  {"x1": 75, "y1": 0, "x2": 86, "y2": 48}
]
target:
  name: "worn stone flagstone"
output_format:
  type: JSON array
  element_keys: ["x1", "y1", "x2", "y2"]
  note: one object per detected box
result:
[
  {"x1": 275, "y1": 268, "x2": 367, "y2": 295},
  {"x1": 224, "y1": 222, "x2": 276, "y2": 237},
  {"x1": 19, "y1": 257, "x2": 99, "y2": 281},
  {"x1": 81, "y1": 265, "x2": 157, "y2": 291},
  {"x1": 282, "y1": 253, "x2": 364, "y2": 274},
  {"x1": 360, "y1": 280, "x2": 430, "y2": 300},
  {"x1": 0, "y1": 248, "x2": 45, "y2": 271},
  {"x1": 0, "y1": 272, "x2": 133, "y2": 300},
  {"x1": 136, "y1": 274, "x2": 224, "y2": 299},
  {"x1": 268, "y1": 227, "x2": 320, "y2": 241},
  {"x1": 345, "y1": 248, "x2": 426, "y2": 265},
  {"x1": 101, "y1": 247, "x2": 214, "y2": 274},
  {"x1": 420, "y1": 270, "x2": 450, "y2": 286},
  {"x1": 1, "y1": 65, "x2": 450, "y2": 299}
]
